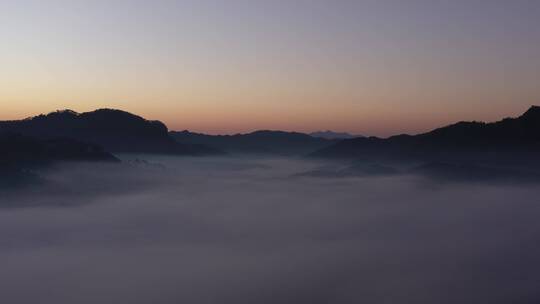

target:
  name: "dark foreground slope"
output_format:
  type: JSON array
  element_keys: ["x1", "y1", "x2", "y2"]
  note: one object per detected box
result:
[
  {"x1": 170, "y1": 130, "x2": 337, "y2": 156},
  {"x1": 312, "y1": 106, "x2": 540, "y2": 167},
  {"x1": 0, "y1": 109, "x2": 222, "y2": 155},
  {"x1": 0, "y1": 133, "x2": 118, "y2": 164},
  {"x1": 0, "y1": 133, "x2": 118, "y2": 188}
]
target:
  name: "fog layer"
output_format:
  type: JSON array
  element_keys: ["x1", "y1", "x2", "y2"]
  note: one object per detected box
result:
[{"x1": 1, "y1": 156, "x2": 539, "y2": 304}]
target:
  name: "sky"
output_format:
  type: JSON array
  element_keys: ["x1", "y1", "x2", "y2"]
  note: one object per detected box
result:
[{"x1": 1, "y1": 0, "x2": 540, "y2": 136}]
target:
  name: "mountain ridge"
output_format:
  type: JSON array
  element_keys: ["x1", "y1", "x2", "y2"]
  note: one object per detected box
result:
[
  {"x1": 312, "y1": 106, "x2": 540, "y2": 166},
  {"x1": 0, "y1": 109, "x2": 223, "y2": 155},
  {"x1": 170, "y1": 129, "x2": 338, "y2": 156},
  {"x1": 309, "y1": 130, "x2": 359, "y2": 139}
]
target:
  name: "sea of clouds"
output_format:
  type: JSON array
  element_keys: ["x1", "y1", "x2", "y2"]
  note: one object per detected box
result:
[{"x1": 1, "y1": 156, "x2": 539, "y2": 304}]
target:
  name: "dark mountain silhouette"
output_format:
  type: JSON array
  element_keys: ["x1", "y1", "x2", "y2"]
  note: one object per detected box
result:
[
  {"x1": 0, "y1": 133, "x2": 118, "y2": 165},
  {"x1": 0, "y1": 109, "x2": 223, "y2": 155},
  {"x1": 170, "y1": 130, "x2": 338, "y2": 156},
  {"x1": 309, "y1": 130, "x2": 359, "y2": 139},
  {"x1": 312, "y1": 106, "x2": 540, "y2": 167},
  {"x1": 0, "y1": 133, "x2": 118, "y2": 188}
]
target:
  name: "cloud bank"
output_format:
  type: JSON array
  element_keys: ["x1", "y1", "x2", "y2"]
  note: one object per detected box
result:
[{"x1": 1, "y1": 156, "x2": 539, "y2": 304}]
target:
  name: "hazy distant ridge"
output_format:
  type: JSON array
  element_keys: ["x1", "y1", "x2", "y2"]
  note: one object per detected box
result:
[
  {"x1": 309, "y1": 130, "x2": 360, "y2": 139},
  {"x1": 170, "y1": 130, "x2": 338, "y2": 156}
]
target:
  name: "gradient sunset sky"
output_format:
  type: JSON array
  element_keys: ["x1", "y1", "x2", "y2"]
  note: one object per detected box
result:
[{"x1": 1, "y1": 0, "x2": 539, "y2": 136}]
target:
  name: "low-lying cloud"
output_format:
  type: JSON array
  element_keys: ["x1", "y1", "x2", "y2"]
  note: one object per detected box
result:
[{"x1": 1, "y1": 156, "x2": 540, "y2": 304}]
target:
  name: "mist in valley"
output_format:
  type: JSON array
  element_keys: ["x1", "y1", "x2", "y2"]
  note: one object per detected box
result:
[{"x1": 1, "y1": 156, "x2": 540, "y2": 304}]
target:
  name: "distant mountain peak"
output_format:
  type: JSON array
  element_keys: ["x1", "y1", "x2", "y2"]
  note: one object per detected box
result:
[
  {"x1": 310, "y1": 130, "x2": 358, "y2": 139},
  {"x1": 34, "y1": 109, "x2": 79, "y2": 120},
  {"x1": 89, "y1": 108, "x2": 142, "y2": 116},
  {"x1": 51, "y1": 109, "x2": 78, "y2": 115}
]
